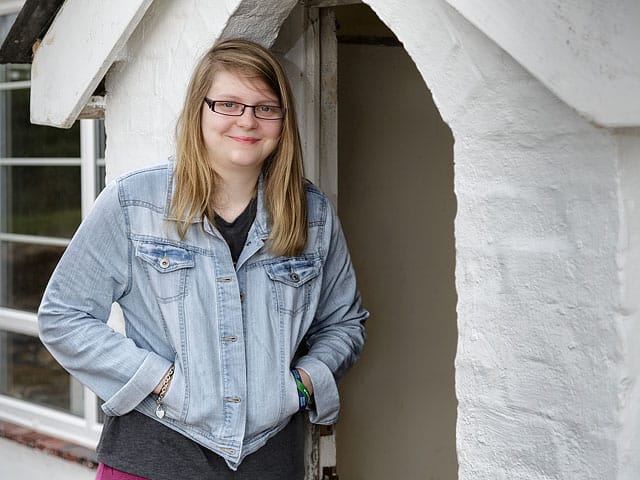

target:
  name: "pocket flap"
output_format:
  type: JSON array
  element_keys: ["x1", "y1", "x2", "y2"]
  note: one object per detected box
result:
[
  {"x1": 136, "y1": 242, "x2": 195, "y2": 273},
  {"x1": 266, "y1": 256, "x2": 321, "y2": 287}
]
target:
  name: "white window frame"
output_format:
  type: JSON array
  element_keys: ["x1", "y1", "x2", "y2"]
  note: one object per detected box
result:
[
  {"x1": 0, "y1": 69, "x2": 105, "y2": 447},
  {"x1": 0, "y1": 0, "x2": 25, "y2": 17}
]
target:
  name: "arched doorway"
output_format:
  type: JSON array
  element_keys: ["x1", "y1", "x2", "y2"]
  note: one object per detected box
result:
[
  {"x1": 333, "y1": 4, "x2": 457, "y2": 479},
  {"x1": 269, "y1": 1, "x2": 457, "y2": 477}
]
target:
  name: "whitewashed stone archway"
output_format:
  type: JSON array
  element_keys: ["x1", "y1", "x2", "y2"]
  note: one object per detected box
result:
[
  {"x1": 102, "y1": 1, "x2": 640, "y2": 478},
  {"x1": 344, "y1": 3, "x2": 636, "y2": 479}
]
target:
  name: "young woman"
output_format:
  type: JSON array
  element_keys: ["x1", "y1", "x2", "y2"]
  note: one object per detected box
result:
[{"x1": 38, "y1": 39, "x2": 367, "y2": 479}]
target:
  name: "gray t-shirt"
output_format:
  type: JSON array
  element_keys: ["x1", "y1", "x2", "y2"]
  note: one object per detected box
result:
[{"x1": 97, "y1": 411, "x2": 303, "y2": 479}]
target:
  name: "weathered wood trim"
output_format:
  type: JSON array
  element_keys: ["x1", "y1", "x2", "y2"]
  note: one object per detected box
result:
[
  {"x1": 304, "y1": 0, "x2": 360, "y2": 8},
  {"x1": 30, "y1": 0, "x2": 154, "y2": 128},
  {"x1": 304, "y1": 422, "x2": 321, "y2": 480},
  {"x1": 78, "y1": 96, "x2": 105, "y2": 120},
  {"x1": 0, "y1": 0, "x2": 62, "y2": 64},
  {"x1": 318, "y1": 8, "x2": 338, "y2": 209}
]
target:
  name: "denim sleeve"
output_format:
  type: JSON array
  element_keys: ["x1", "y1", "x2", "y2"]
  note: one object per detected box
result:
[
  {"x1": 38, "y1": 181, "x2": 172, "y2": 416},
  {"x1": 295, "y1": 200, "x2": 368, "y2": 425}
]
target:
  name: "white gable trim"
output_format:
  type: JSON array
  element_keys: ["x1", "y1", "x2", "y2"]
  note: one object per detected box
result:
[
  {"x1": 445, "y1": 0, "x2": 640, "y2": 127},
  {"x1": 30, "y1": 0, "x2": 154, "y2": 128}
]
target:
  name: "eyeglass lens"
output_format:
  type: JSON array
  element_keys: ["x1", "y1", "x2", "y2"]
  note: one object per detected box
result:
[{"x1": 205, "y1": 99, "x2": 284, "y2": 119}]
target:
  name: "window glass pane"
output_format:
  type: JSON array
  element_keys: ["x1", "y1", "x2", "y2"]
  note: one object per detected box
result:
[
  {"x1": 98, "y1": 164, "x2": 106, "y2": 192},
  {"x1": 96, "y1": 120, "x2": 107, "y2": 193},
  {"x1": 0, "y1": 14, "x2": 16, "y2": 46},
  {"x1": 0, "y1": 330, "x2": 82, "y2": 415},
  {"x1": 0, "y1": 165, "x2": 81, "y2": 237},
  {"x1": 0, "y1": 64, "x2": 29, "y2": 83},
  {"x1": 0, "y1": 241, "x2": 65, "y2": 311},
  {"x1": 0, "y1": 89, "x2": 80, "y2": 157},
  {"x1": 96, "y1": 120, "x2": 106, "y2": 159}
]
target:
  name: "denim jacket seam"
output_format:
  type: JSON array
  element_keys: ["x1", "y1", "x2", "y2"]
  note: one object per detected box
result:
[
  {"x1": 117, "y1": 180, "x2": 134, "y2": 297},
  {"x1": 177, "y1": 301, "x2": 191, "y2": 421},
  {"x1": 130, "y1": 233, "x2": 213, "y2": 256},
  {"x1": 117, "y1": 163, "x2": 168, "y2": 182},
  {"x1": 121, "y1": 199, "x2": 165, "y2": 213}
]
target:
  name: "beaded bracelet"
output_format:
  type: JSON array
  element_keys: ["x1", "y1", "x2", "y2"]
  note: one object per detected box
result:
[{"x1": 292, "y1": 368, "x2": 311, "y2": 411}]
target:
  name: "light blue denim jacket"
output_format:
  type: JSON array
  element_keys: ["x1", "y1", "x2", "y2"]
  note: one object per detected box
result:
[{"x1": 38, "y1": 162, "x2": 367, "y2": 469}]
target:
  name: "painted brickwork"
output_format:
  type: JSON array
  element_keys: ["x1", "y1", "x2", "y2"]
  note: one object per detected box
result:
[{"x1": 28, "y1": 0, "x2": 640, "y2": 478}]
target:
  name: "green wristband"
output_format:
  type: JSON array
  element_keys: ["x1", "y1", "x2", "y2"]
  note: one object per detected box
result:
[{"x1": 292, "y1": 369, "x2": 311, "y2": 404}]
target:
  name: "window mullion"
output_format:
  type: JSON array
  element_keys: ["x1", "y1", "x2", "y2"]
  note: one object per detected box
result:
[
  {"x1": 0, "y1": 307, "x2": 37, "y2": 336},
  {"x1": 0, "y1": 232, "x2": 70, "y2": 247},
  {"x1": 79, "y1": 119, "x2": 103, "y2": 429},
  {"x1": 0, "y1": 80, "x2": 30, "y2": 90},
  {"x1": 80, "y1": 119, "x2": 97, "y2": 218}
]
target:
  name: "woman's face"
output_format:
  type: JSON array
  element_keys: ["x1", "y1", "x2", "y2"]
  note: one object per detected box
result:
[{"x1": 201, "y1": 69, "x2": 283, "y2": 177}]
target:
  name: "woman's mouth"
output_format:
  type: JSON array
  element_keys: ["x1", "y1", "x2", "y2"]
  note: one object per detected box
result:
[{"x1": 230, "y1": 136, "x2": 259, "y2": 145}]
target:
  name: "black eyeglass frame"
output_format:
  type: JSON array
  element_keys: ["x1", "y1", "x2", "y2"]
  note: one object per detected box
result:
[{"x1": 203, "y1": 98, "x2": 286, "y2": 120}]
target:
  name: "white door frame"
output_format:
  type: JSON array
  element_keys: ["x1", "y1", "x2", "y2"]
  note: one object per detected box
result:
[{"x1": 276, "y1": 2, "x2": 354, "y2": 478}]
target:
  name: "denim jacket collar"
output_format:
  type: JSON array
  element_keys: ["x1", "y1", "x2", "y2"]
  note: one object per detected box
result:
[{"x1": 162, "y1": 160, "x2": 271, "y2": 243}]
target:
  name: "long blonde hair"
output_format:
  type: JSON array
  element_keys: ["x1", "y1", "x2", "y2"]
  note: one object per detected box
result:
[{"x1": 173, "y1": 39, "x2": 307, "y2": 257}]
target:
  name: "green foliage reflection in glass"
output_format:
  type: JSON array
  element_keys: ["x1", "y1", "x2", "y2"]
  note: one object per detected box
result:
[
  {"x1": 2, "y1": 89, "x2": 80, "y2": 157},
  {"x1": 3, "y1": 166, "x2": 81, "y2": 237}
]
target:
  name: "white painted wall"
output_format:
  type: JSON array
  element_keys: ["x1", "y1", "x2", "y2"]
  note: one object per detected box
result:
[
  {"x1": 616, "y1": 128, "x2": 640, "y2": 478},
  {"x1": 32, "y1": 0, "x2": 640, "y2": 477},
  {"x1": 104, "y1": 0, "x2": 298, "y2": 182},
  {"x1": 363, "y1": 1, "x2": 634, "y2": 478},
  {"x1": 31, "y1": 0, "x2": 154, "y2": 128},
  {"x1": 104, "y1": 0, "x2": 232, "y2": 181},
  {"x1": 445, "y1": 0, "x2": 640, "y2": 128}
]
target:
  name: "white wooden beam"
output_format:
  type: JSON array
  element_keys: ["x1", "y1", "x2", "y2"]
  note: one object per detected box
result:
[{"x1": 30, "y1": 0, "x2": 154, "y2": 128}]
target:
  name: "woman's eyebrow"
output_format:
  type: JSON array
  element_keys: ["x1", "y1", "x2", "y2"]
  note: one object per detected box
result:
[{"x1": 211, "y1": 94, "x2": 280, "y2": 104}]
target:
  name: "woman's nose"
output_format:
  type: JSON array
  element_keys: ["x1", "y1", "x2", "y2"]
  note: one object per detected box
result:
[{"x1": 236, "y1": 107, "x2": 259, "y2": 127}]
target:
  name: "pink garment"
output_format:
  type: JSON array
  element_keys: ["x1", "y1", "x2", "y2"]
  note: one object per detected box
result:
[{"x1": 95, "y1": 463, "x2": 150, "y2": 480}]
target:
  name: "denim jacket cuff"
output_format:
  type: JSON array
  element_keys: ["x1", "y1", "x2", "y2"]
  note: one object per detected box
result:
[
  {"x1": 295, "y1": 356, "x2": 339, "y2": 424},
  {"x1": 101, "y1": 352, "x2": 173, "y2": 416}
]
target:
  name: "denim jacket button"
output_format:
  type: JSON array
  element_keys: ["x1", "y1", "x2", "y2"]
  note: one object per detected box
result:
[
  {"x1": 159, "y1": 257, "x2": 170, "y2": 268},
  {"x1": 239, "y1": 292, "x2": 244, "y2": 301},
  {"x1": 290, "y1": 271, "x2": 300, "y2": 282}
]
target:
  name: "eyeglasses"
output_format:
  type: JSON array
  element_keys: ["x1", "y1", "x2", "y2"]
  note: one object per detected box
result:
[{"x1": 204, "y1": 98, "x2": 285, "y2": 120}]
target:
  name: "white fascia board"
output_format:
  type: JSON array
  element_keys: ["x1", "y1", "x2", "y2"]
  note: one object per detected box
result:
[
  {"x1": 445, "y1": 0, "x2": 640, "y2": 128},
  {"x1": 30, "y1": 0, "x2": 154, "y2": 128}
]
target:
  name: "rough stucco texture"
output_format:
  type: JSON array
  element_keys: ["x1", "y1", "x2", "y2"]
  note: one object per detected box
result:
[
  {"x1": 105, "y1": 0, "x2": 223, "y2": 181},
  {"x1": 104, "y1": 0, "x2": 639, "y2": 478},
  {"x1": 445, "y1": 0, "x2": 640, "y2": 127},
  {"x1": 616, "y1": 129, "x2": 640, "y2": 479},
  {"x1": 366, "y1": 1, "x2": 630, "y2": 478},
  {"x1": 105, "y1": 0, "x2": 297, "y2": 182}
]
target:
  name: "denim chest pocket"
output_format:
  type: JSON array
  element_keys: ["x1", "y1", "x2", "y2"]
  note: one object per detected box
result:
[
  {"x1": 135, "y1": 241, "x2": 195, "y2": 302},
  {"x1": 265, "y1": 255, "x2": 322, "y2": 314}
]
